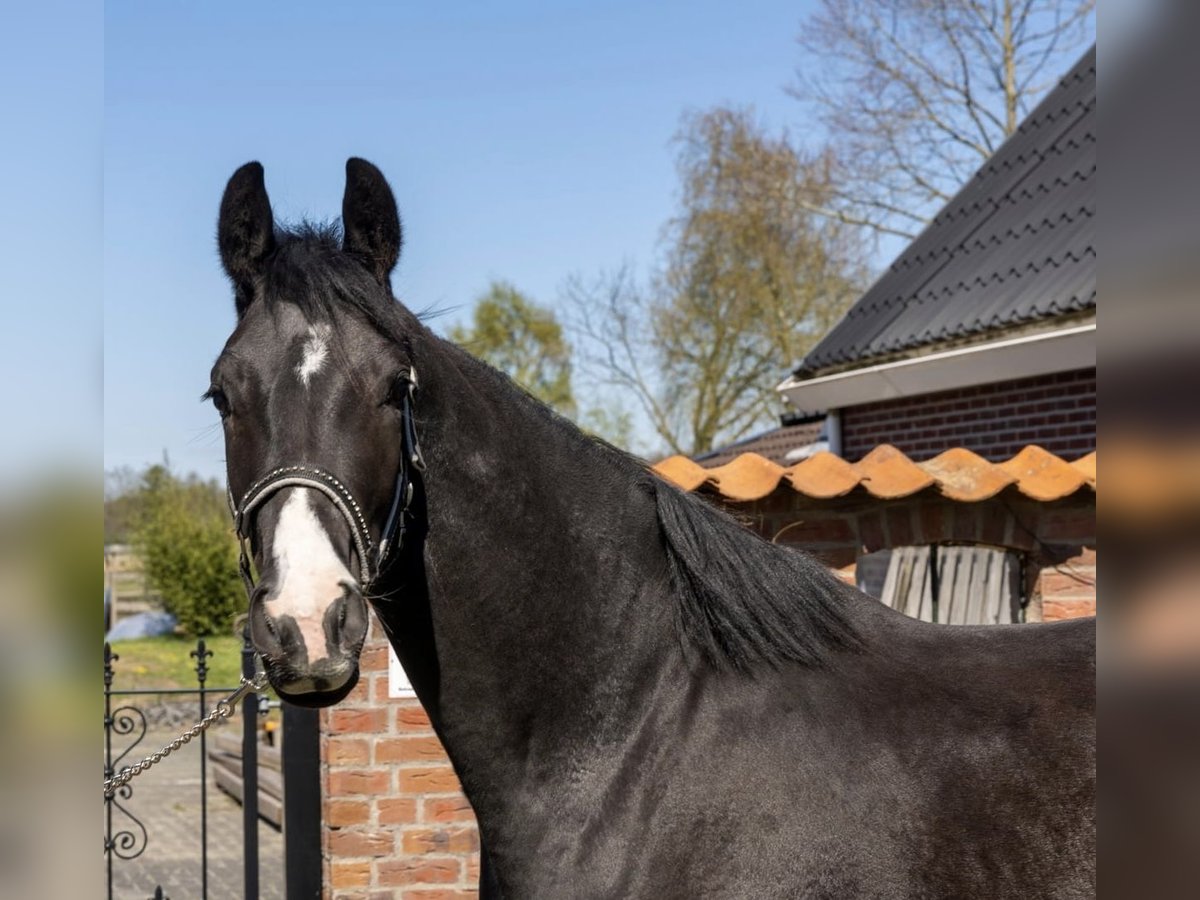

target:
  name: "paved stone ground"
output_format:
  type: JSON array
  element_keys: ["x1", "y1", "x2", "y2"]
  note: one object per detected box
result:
[{"x1": 106, "y1": 722, "x2": 284, "y2": 899}]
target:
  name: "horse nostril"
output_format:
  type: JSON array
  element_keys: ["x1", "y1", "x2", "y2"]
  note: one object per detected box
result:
[
  {"x1": 249, "y1": 584, "x2": 279, "y2": 639},
  {"x1": 249, "y1": 598, "x2": 284, "y2": 660},
  {"x1": 323, "y1": 585, "x2": 369, "y2": 657}
]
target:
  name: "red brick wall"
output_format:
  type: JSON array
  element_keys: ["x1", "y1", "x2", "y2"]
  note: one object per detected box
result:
[
  {"x1": 1038, "y1": 547, "x2": 1096, "y2": 621},
  {"x1": 320, "y1": 629, "x2": 480, "y2": 899},
  {"x1": 841, "y1": 368, "x2": 1096, "y2": 462}
]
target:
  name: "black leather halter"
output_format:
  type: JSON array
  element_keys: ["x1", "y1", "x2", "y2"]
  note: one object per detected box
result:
[{"x1": 230, "y1": 366, "x2": 425, "y2": 597}]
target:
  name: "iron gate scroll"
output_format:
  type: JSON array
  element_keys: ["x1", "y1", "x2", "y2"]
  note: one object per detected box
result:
[{"x1": 103, "y1": 635, "x2": 307, "y2": 900}]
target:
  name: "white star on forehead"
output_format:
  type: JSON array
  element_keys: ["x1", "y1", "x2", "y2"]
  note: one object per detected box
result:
[{"x1": 296, "y1": 324, "x2": 332, "y2": 386}]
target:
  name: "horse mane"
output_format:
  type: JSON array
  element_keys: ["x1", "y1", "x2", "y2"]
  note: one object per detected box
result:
[
  {"x1": 260, "y1": 221, "x2": 861, "y2": 672},
  {"x1": 258, "y1": 222, "x2": 423, "y2": 343},
  {"x1": 651, "y1": 478, "x2": 862, "y2": 671}
]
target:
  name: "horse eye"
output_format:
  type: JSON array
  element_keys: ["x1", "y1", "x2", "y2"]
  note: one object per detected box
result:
[
  {"x1": 206, "y1": 387, "x2": 231, "y2": 418},
  {"x1": 386, "y1": 373, "x2": 409, "y2": 406}
]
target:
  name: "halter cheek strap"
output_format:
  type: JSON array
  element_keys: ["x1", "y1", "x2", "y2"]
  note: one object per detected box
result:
[
  {"x1": 376, "y1": 366, "x2": 426, "y2": 574},
  {"x1": 229, "y1": 366, "x2": 425, "y2": 597}
]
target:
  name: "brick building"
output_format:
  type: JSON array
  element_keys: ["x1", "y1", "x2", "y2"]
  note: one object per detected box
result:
[
  {"x1": 659, "y1": 47, "x2": 1096, "y2": 625},
  {"x1": 317, "y1": 47, "x2": 1096, "y2": 898}
]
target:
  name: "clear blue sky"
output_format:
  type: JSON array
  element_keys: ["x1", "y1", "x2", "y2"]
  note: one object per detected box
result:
[
  {"x1": 0, "y1": 0, "x2": 102, "y2": 484},
  {"x1": 103, "y1": 1, "x2": 832, "y2": 481}
]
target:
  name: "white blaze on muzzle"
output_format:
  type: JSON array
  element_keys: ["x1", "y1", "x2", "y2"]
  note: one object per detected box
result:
[{"x1": 269, "y1": 488, "x2": 358, "y2": 658}]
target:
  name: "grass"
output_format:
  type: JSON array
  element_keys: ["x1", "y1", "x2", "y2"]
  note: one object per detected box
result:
[{"x1": 106, "y1": 634, "x2": 248, "y2": 692}]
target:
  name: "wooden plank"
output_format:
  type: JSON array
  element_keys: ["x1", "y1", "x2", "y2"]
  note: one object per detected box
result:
[
  {"x1": 897, "y1": 545, "x2": 932, "y2": 622},
  {"x1": 906, "y1": 548, "x2": 923, "y2": 620},
  {"x1": 213, "y1": 732, "x2": 282, "y2": 771},
  {"x1": 880, "y1": 549, "x2": 901, "y2": 612},
  {"x1": 939, "y1": 546, "x2": 956, "y2": 624},
  {"x1": 913, "y1": 546, "x2": 932, "y2": 622},
  {"x1": 209, "y1": 751, "x2": 284, "y2": 800},
  {"x1": 934, "y1": 545, "x2": 952, "y2": 623},
  {"x1": 213, "y1": 765, "x2": 283, "y2": 828},
  {"x1": 961, "y1": 547, "x2": 979, "y2": 625},
  {"x1": 959, "y1": 547, "x2": 981, "y2": 625},
  {"x1": 942, "y1": 547, "x2": 1020, "y2": 625},
  {"x1": 905, "y1": 548, "x2": 917, "y2": 616},
  {"x1": 971, "y1": 548, "x2": 990, "y2": 624},
  {"x1": 878, "y1": 543, "x2": 1023, "y2": 626},
  {"x1": 982, "y1": 549, "x2": 1005, "y2": 624}
]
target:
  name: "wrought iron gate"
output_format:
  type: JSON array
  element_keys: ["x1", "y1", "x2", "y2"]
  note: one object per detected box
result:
[{"x1": 103, "y1": 636, "x2": 270, "y2": 899}]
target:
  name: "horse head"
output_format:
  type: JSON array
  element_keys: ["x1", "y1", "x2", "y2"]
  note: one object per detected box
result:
[{"x1": 210, "y1": 158, "x2": 421, "y2": 707}]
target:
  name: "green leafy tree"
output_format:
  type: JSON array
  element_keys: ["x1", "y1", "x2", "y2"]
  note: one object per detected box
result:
[
  {"x1": 131, "y1": 465, "x2": 243, "y2": 636},
  {"x1": 104, "y1": 466, "x2": 142, "y2": 544},
  {"x1": 450, "y1": 282, "x2": 577, "y2": 417}
]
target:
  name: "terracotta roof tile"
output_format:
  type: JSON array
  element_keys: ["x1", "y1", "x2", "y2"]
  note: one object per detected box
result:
[
  {"x1": 652, "y1": 444, "x2": 1095, "y2": 504},
  {"x1": 855, "y1": 444, "x2": 936, "y2": 499},
  {"x1": 921, "y1": 447, "x2": 1015, "y2": 501},
  {"x1": 704, "y1": 453, "x2": 786, "y2": 502},
  {"x1": 998, "y1": 444, "x2": 1087, "y2": 501},
  {"x1": 1072, "y1": 450, "x2": 1096, "y2": 488},
  {"x1": 653, "y1": 455, "x2": 711, "y2": 493},
  {"x1": 784, "y1": 451, "x2": 861, "y2": 499}
]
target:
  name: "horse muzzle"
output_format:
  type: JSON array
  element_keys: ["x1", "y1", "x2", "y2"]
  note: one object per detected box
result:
[{"x1": 249, "y1": 583, "x2": 370, "y2": 707}]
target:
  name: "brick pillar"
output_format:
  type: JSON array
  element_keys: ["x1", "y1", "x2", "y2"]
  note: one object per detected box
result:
[
  {"x1": 321, "y1": 623, "x2": 480, "y2": 899},
  {"x1": 1039, "y1": 547, "x2": 1097, "y2": 621}
]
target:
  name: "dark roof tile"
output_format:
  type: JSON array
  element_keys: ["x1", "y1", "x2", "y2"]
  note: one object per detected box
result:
[
  {"x1": 796, "y1": 47, "x2": 1096, "y2": 377},
  {"x1": 692, "y1": 420, "x2": 825, "y2": 468}
]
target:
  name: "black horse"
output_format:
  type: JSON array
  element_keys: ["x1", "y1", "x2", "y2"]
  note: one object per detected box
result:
[{"x1": 209, "y1": 159, "x2": 1095, "y2": 898}]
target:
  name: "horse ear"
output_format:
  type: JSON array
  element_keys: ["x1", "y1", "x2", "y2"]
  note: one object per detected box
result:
[
  {"x1": 341, "y1": 158, "x2": 401, "y2": 285},
  {"x1": 218, "y1": 162, "x2": 276, "y2": 317}
]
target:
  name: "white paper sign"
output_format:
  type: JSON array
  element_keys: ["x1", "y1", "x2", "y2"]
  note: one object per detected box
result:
[{"x1": 387, "y1": 646, "x2": 417, "y2": 698}]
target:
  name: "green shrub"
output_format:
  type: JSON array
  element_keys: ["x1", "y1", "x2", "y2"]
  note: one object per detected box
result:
[{"x1": 132, "y1": 465, "x2": 244, "y2": 637}]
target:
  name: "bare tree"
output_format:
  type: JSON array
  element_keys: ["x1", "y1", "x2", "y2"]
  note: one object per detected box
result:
[
  {"x1": 564, "y1": 264, "x2": 669, "y2": 454},
  {"x1": 793, "y1": 0, "x2": 1095, "y2": 240},
  {"x1": 566, "y1": 108, "x2": 867, "y2": 457}
]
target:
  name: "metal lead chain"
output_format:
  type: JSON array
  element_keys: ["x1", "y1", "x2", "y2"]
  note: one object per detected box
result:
[{"x1": 103, "y1": 673, "x2": 269, "y2": 797}]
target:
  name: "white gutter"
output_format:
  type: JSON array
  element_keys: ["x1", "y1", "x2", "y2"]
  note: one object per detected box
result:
[{"x1": 777, "y1": 323, "x2": 1096, "y2": 413}]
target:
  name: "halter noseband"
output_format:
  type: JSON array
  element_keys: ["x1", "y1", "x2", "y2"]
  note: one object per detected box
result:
[{"x1": 229, "y1": 365, "x2": 426, "y2": 597}]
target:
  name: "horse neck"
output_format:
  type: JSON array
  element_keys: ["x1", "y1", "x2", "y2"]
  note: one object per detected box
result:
[{"x1": 380, "y1": 335, "x2": 685, "y2": 810}]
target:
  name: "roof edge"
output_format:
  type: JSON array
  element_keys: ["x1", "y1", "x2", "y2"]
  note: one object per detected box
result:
[
  {"x1": 795, "y1": 310, "x2": 1095, "y2": 381},
  {"x1": 777, "y1": 321, "x2": 1095, "y2": 413}
]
